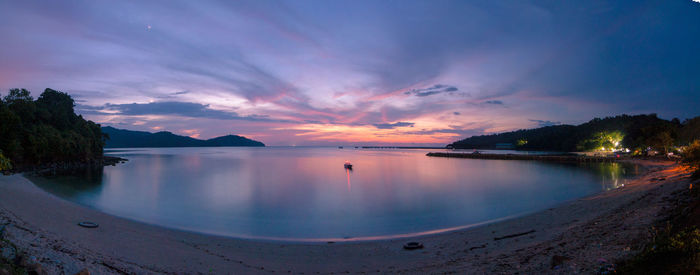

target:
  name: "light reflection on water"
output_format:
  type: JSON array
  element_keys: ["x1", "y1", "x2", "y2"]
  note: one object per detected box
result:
[{"x1": 31, "y1": 147, "x2": 638, "y2": 241}]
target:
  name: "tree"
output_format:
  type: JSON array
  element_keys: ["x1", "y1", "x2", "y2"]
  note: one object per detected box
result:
[
  {"x1": 649, "y1": 131, "x2": 674, "y2": 154},
  {"x1": 684, "y1": 140, "x2": 700, "y2": 164},
  {"x1": 36, "y1": 88, "x2": 77, "y2": 130},
  {"x1": 0, "y1": 98, "x2": 23, "y2": 160},
  {"x1": 3, "y1": 88, "x2": 32, "y2": 102},
  {"x1": 683, "y1": 140, "x2": 700, "y2": 178},
  {"x1": 577, "y1": 131, "x2": 624, "y2": 151},
  {"x1": 0, "y1": 88, "x2": 105, "y2": 168},
  {"x1": 622, "y1": 115, "x2": 677, "y2": 153},
  {"x1": 679, "y1": 117, "x2": 700, "y2": 145},
  {"x1": 449, "y1": 114, "x2": 672, "y2": 152},
  {"x1": 3, "y1": 88, "x2": 36, "y2": 125},
  {"x1": 0, "y1": 150, "x2": 11, "y2": 171}
]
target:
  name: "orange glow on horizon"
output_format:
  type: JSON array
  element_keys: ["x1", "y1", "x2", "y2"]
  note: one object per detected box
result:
[
  {"x1": 278, "y1": 123, "x2": 459, "y2": 144},
  {"x1": 181, "y1": 129, "x2": 201, "y2": 139}
]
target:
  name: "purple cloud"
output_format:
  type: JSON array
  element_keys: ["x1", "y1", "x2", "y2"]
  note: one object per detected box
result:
[
  {"x1": 372, "y1": 121, "x2": 415, "y2": 129},
  {"x1": 1, "y1": 0, "x2": 699, "y2": 146},
  {"x1": 529, "y1": 119, "x2": 562, "y2": 127},
  {"x1": 404, "y1": 84, "x2": 460, "y2": 97}
]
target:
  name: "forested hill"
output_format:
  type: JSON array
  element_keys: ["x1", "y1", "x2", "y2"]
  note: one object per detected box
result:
[
  {"x1": 102, "y1": 127, "x2": 265, "y2": 148},
  {"x1": 449, "y1": 114, "x2": 700, "y2": 153},
  {"x1": 0, "y1": 88, "x2": 104, "y2": 169}
]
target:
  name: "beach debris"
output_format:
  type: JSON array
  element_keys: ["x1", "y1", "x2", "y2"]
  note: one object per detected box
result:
[
  {"x1": 403, "y1": 242, "x2": 424, "y2": 250},
  {"x1": 494, "y1": 229, "x2": 536, "y2": 241},
  {"x1": 75, "y1": 268, "x2": 90, "y2": 275},
  {"x1": 469, "y1": 244, "x2": 486, "y2": 251},
  {"x1": 77, "y1": 222, "x2": 99, "y2": 228}
]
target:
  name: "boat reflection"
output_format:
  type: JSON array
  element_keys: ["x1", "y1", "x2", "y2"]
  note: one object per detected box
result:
[{"x1": 346, "y1": 166, "x2": 352, "y2": 192}]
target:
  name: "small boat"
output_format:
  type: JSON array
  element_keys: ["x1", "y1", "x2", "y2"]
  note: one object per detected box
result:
[
  {"x1": 344, "y1": 161, "x2": 353, "y2": 169},
  {"x1": 338, "y1": 146, "x2": 343, "y2": 149}
]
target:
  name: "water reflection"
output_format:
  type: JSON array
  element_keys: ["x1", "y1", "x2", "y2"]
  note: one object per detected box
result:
[
  {"x1": 572, "y1": 162, "x2": 639, "y2": 191},
  {"x1": 32, "y1": 147, "x2": 640, "y2": 240},
  {"x1": 346, "y1": 168, "x2": 352, "y2": 192},
  {"x1": 30, "y1": 166, "x2": 105, "y2": 198}
]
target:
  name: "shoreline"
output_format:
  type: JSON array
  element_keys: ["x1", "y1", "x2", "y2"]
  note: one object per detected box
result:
[
  {"x1": 0, "y1": 159, "x2": 695, "y2": 274},
  {"x1": 427, "y1": 151, "x2": 625, "y2": 163},
  {"x1": 4, "y1": 156, "x2": 128, "y2": 176}
]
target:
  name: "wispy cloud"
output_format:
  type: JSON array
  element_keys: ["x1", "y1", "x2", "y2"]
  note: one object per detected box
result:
[
  {"x1": 79, "y1": 101, "x2": 284, "y2": 123},
  {"x1": 372, "y1": 121, "x2": 415, "y2": 129},
  {"x1": 1, "y1": 0, "x2": 699, "y2": 145},
  {"x1": 107, "y1": 102, "x2": 239, "y2": 119},
  {"x1": 404, "y1": 84, "x2": 460, "y2": 97},
  {"x1": 529, "y1": 119, "x2": 561, "y2": 127}
]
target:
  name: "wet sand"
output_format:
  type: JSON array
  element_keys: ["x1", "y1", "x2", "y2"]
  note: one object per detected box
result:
[{"x1": 0, "y1": 160, "x2": 694, "y2": 274}]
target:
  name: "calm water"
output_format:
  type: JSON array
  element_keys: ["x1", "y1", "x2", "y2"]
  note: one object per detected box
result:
[{"x1": 31, "y1": 147, "x2": 639, "y2": 241}]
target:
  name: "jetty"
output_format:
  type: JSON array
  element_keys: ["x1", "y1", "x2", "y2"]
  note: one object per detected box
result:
[{"x1": 426, "y1": 152, "x2": 620, "y2": 163}]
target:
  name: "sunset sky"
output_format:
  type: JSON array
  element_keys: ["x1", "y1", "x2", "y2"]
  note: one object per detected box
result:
[{"x1": 1, "y1": 0, "x2": 699, "y2": 146}]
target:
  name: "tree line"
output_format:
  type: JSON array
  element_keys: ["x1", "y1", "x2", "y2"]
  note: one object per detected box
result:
[
  {"x1": 449, "y1": 114, "x2": 700, "y2": 154},
  {"x1": 0, "y1": 88, "x2": 104, "y2": 170}
]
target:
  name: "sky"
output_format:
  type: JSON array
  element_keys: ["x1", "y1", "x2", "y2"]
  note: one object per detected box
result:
[{"x1": 1, "y1": 0, "x2": 699, "y2": 146}]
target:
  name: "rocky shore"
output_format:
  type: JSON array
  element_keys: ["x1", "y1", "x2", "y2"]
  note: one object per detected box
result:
[
  {"x1": 3, "y1": 156, "x2": 127, "y2": 176},
  {"x1": 0, "y1": 160, "x2": 696, "y2": 274}
]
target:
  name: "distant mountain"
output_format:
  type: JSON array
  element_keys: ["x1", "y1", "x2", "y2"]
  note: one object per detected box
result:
[{"x1": 101, "y1": 126, "x2": 265, "y2": 148}]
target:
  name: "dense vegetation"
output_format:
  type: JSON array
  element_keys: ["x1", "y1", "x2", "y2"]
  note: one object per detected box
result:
[
  {"x1": 0, "y1": 88, "x2": 104, "y2": 170},
  {"x1": 449, "y1": 114, "x2": 700, "y2": 154},
  {"x1": 685, "y1": 140, "x2": 700, "y2": 179},
  {"x1": 102, "y1": 126, "x2": 265, "y2": 148},
  {"x1": 619, "y1": 223, "x2": 700, "y2": 274},
  {"x1": 0, "y1": 151, "x2": 10, "y2": 171}
]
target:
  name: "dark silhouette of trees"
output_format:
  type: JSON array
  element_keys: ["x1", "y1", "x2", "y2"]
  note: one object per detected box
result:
[
  {"x1": 450, "y1": 114, "x2": 695, "y2": 154},
  {"x1": 0, "y1": 88, "x2": 104, "y2": 169},
  {"x1": 0, "y1": 150, "x2": 10, "y2": 171},
  {"x1": 679, "y1": 117, "x2": 700, "y2": 146},
  {"x1": 685, "y1": 140, "x2": 700, "y2": 178}
]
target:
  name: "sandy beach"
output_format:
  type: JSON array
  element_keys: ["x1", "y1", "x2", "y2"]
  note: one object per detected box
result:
[{"x1": 0, "y1": 159, "x2": 695, "y2": 274}]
